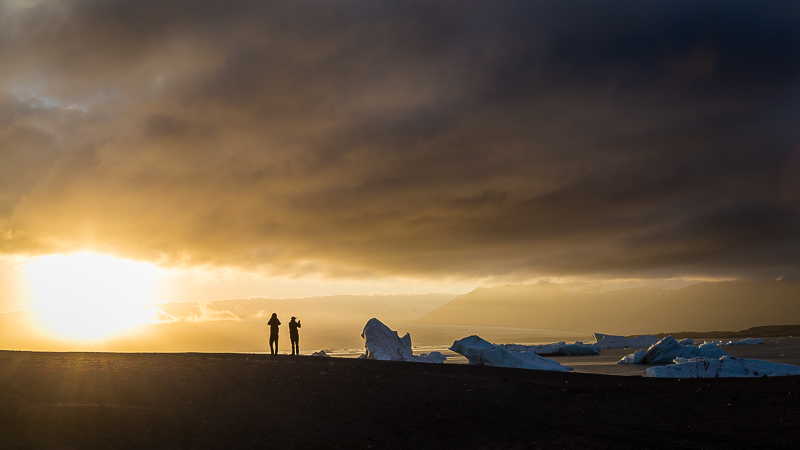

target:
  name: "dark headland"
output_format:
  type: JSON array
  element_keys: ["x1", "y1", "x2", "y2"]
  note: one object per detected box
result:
[
  {"x1": 653, "y1": 324, "x2": 800, "y2": 340},
  {"x1": 1, "y1": 350, "x2": 799, "y2": 449}
]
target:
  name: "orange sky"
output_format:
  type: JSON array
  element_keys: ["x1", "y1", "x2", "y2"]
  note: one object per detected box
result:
[{"x1": 1, "y1": 1, "x2": 799, "y2": 318}]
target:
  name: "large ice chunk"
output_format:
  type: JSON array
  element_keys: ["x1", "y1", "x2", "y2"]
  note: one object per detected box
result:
[
  {"x1": 647, "y1": 355, "x2": 800, "y2": 378},
  {"x1": 450, "y1": 335, "x2": 573, "y2": 372},
  {"x1": 593, "y1": 333, "x2": 660, "y2": 349},
  {"x1": 450, "y1": 335, "x2": 496, "y2": 364},
  {"x1": 360, "y1": 318, "x2": 446, "y2": 363},
  {"x1": 617, "y1": 336, "x2": 728, "y2": 365},
  {"x1": 503, "y1": 342, "x2": 600, "y2": 356}
]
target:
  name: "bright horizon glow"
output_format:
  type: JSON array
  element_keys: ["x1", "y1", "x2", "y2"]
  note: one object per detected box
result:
[
  {"x1": 24, "y1": 252, "x2": 160, "y2": 340},
  {"x1": 155, "y1": 266, "x2": 477, "y2": 304}
]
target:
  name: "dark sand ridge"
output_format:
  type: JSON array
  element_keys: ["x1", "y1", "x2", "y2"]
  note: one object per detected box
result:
[{"x1": 1, "y1": 351, "x2": 799, "y2": 449}]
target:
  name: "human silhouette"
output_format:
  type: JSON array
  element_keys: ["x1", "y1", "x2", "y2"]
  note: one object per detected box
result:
[
  {"x1": 268, "y1": 313, "x2": 281, "y2": 355},
  {"x1": 289, "y1": 316, "x2": 301, "y2": 355}
]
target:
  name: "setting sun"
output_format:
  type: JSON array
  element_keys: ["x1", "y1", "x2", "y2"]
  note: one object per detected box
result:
[{"x1": 23, "y1": 252, "x2": 160, "y2": 340}]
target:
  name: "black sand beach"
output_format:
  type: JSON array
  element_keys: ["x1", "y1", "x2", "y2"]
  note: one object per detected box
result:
[{"x1": 1, "y1": 350, "x2": 799, "y2": 449}]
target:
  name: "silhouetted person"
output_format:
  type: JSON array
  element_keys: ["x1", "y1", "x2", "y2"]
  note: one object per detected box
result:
[
  {"x1": 268, "y1": 313, "x2": 281, "y2": 354},
  {"x1": 289, "y1": 316, "x2": 301, "y2": 355}
]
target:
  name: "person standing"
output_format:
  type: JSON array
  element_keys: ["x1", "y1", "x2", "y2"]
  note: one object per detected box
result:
[
  {"x1": 289, "y1": 316, "x2": 301, "y2": 355},
  {"x1": 268, "y1": 313, "x2": 281, "y2": 355}
]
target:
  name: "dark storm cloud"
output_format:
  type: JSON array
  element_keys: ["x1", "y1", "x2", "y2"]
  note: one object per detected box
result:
[{"x1": 1, "y1": 0, "x2": 799, "y2": 280}]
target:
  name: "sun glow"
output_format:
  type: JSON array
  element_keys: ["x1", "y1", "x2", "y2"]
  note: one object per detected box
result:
[{"x1": 24, "y1": 252, "x2": 160, "y2": 340}]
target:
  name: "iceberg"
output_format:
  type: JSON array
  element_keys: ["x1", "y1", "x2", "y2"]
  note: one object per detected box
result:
[
  {"x1": 450, "y1": 335, "x2": 496, "y2": 363},
  {"x1": 647, "y1": 355, "x2": 800, "y2": 378},
  {"x1": 618, "y1": 349, "x2": 647, "y2": 364},
  {"x1": 310, "y1": 350, "x2": 331, "y2": 357},
  {"x1": 450, "y1": 335, "x2": 573, "y2": 372},
  {"x1": 617, "y1": 336, "x2": 728, "y2": 365},
  {"x1": 704, "y1": 337, "x2": 764, "y2": 346},
  {"x1": 360, "y1": 318, "x2": 446, "y2": 363},
  {"x1": 592, "y1": 333, "x2": 660, "y2": 349},
  {"x1": 502, "y1": 342, "x2": 600, "y2": 356}
]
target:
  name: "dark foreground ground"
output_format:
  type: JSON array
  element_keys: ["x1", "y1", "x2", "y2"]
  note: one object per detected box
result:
[{"x1": 1, "y1": 351, "x2": 798, "y2": 449}]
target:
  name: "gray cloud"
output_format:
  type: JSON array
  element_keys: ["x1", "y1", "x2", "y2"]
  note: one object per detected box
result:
[{"x1": 1, "y1": 0, "x2": 799, "y2": 281}]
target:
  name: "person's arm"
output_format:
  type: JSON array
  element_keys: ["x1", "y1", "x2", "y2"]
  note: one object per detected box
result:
[{"x1": 298, "y1": 321, "x2": 301, "y2": 328}]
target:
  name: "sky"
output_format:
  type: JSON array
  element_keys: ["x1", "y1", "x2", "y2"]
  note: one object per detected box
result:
[{"x1": 1, "y1": 1, "x2": 800, "y2": 318}]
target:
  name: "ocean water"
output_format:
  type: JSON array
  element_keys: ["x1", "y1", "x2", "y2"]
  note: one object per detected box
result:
[
  {"x1": 315, "y1": 323, "x2": 593, "y2": 356},
  {"x1": 400, "y1": 323, "x2": 594, "y2": 347}
]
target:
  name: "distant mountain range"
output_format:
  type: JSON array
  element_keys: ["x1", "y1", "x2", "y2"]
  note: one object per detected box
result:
[{"x1": 415, "y1": 280, "x2": 800, "y2": 336}]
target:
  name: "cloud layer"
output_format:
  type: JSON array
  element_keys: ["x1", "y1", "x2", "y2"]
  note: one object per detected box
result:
[{"x1": 1, "y1": 0, "x2": 799, "y2": 281}]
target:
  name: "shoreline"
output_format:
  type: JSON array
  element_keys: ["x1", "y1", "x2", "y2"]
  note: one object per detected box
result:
[{"x1": 3, "y1": 335, "x2": 799, "y2": 379}]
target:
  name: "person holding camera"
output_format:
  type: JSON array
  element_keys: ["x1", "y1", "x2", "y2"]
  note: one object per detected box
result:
[{"x1": 289, "y1": 316, "x2": 301, "y2": 355}]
